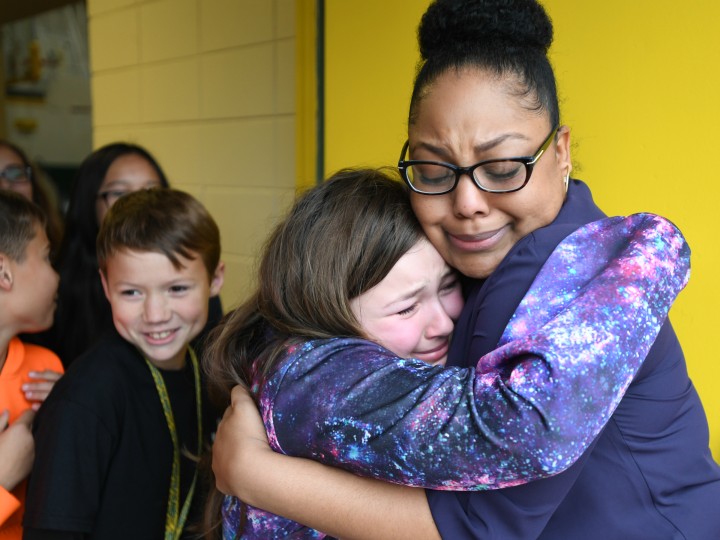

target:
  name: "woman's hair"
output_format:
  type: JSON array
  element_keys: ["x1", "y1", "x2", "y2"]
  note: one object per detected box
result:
[
  {"x1": 410, "y1": 0, "x2": 559, "y2": 127},
  {"x1": 49, "y1": 143, "x2": 169, "y2": 365},
  {"x1": 97, "y1": 187, "x2": 220, "y2": 280},
  {"x1": 0, "y1": 189, "x2": 46, "y2": 261},
  {"x1": 0, "y1": 140, "x2": 64, "y2": 257},
  {"x1": 201, "y1": 168, "x2": 422, "y2": 538}
]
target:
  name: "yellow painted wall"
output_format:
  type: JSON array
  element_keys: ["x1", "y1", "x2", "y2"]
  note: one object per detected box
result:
[
  {"x1": 87, "y1": 0, "x2": 298, "y2": 309},
  {"x1": 323, "y1": 1, "x2": 720, "y2": 456}
]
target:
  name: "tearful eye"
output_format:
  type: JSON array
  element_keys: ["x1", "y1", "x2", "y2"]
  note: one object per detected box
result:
[
  {"x1": 440, "y1": 276, "x2": 460, "y2": 293},
  {"x1": 397, "y1": 304, "x2": 418, "y2": 316},
  {"x1": 478, "y1": 161, "x2": 524, "y2": 183},
  {"x1": 409, "y1": 164, "x2": 455, "y2": 187}
]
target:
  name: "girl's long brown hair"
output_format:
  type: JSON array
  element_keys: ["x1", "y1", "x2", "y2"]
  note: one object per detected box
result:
[{"x1": 201, "y1": 168, "x2": 424, "y2": 538}]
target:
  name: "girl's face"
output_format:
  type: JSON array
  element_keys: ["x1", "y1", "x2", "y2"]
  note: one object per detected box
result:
[
  {"x1": 408, "y1": 68, "x2": 571, "y2": 279},
  {"x1": 0, "y1": 145, "x2": 33, "y2": 201},
  {"x1": 350, "y1": 239, "x2": 463, "y2": 366},
  {"x1": 95, "y1": 154, "x2": 164, "y2": 225}
]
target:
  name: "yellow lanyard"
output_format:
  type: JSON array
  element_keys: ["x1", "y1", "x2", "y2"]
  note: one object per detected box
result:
[{"x1": 144, "y1": 347, "x2": 202, "y2": 540}]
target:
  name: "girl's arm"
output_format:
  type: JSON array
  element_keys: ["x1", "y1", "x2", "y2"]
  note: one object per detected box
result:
[
  {"x1": 262, "y1": 214, "x2": 690, "y2": 490},
  {"x1": 213, "y1": 387, "x2": 440, "y2": 540}
]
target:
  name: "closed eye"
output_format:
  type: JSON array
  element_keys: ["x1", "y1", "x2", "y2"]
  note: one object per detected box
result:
[
  {"x1": 440, "y1": 275, "x2": 460, "y2": 295},
  {"x1": 397, "y1": 304, "x2": 418, "y2": 316}
]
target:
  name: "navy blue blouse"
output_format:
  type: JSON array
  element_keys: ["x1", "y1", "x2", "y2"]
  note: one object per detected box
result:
[{"x1": 428, "y1": 181, "x2": 720, "y2": 539}]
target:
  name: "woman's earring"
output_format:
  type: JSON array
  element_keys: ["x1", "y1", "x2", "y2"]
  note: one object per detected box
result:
[{"x1": 564, "y1": 173, "x2": 570, "y2": 192}]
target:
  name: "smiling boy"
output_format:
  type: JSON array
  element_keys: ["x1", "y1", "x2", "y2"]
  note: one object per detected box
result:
[{"x1": 24, "y1": 188, "x2": 224, "y2": 540}]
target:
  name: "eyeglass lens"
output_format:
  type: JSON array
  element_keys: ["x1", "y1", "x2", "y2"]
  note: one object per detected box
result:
[
  {"x1": 405, "y1": 160, "x2": 527, "y2": 194},
  {"x1": 0, "y1": 165, "x2": 29, "y2": 184}
]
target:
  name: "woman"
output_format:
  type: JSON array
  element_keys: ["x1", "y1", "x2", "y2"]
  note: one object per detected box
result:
[
  {"x1": 0, "y1": 140, "x2": 64, "y2": 257},
  {"x1": 212, "y1": 1, "x2": 720, "y2": 538}
]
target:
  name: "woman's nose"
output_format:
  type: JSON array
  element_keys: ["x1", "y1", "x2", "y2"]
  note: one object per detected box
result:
[{"x1": 451, "y1": 174, "x2": 491, "y2": 218}]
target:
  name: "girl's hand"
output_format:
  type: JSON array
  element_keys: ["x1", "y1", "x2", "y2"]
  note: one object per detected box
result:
[
  {"x1": 212, "y1": 385, "x2": 270, "y2": 496},
  {"x1": 23, "y1": 370, "x2": 63, "y2": 410}
]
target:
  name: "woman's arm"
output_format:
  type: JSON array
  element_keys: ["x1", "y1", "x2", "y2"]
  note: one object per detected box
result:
[{"x1": 214, "y1": 387, "x2": 440, "y2": 540}]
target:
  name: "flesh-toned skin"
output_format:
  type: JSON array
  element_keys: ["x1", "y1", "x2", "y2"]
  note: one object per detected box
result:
[
  {"x1": 0, "y1": 146, "x2": 32, "y2": 201},
  {"x1": 351, "y1": 239, "x2": 463, "y2": 367},
  {"x1": 95, "y1": 154, "x2": 164, "y2": 224},
  {"x1": 100, "y1": 249, "x2": 224, "y2": 370},
  {"x1": 408, "y1": 69, "x2": 571, "y2": 279}
]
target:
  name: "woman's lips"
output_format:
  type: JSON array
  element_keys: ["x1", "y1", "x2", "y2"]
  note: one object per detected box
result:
[{"x1": 447, "y1": 225, "x2": 508, "y2": 251}]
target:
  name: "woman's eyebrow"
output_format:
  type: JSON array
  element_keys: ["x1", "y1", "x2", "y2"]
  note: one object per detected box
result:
[{"x1": 412, "y1": 132, "x2": 530, "y2": 161}]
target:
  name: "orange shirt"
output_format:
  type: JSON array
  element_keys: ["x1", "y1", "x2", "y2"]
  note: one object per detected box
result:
[{"x1": 0, "y1": 337, "x2": 63, "y2": 540}]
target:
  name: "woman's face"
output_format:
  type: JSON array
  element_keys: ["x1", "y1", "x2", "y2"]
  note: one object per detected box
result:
[
  {"x1": 95, "y1": 153, "x2": 163, "y2": 225},
  {"x1": 0, "y1": 145, "x2": 33, "y2": 201},
  {"x1": 408, "y1": 69, "x2": 571, "y2": 279}
]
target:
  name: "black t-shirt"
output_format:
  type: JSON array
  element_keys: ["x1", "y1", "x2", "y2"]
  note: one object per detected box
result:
[{"x1": 24, "y1": 330, "x2": 217, "y2": 540}]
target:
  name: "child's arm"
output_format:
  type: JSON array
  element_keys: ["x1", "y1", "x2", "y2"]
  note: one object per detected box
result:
[
  {"x1": 261, "y1": 214, "x2": 690, "y2": 490},
  {"x1": 214, "y1": 389, "x2": 440, "y2": 540},
  {"x1": 0, "y1": 409, "x2": 34, "y2": 525},
  {"x1": 22, "y1": 370, "x2": 63, "y2": 410}
]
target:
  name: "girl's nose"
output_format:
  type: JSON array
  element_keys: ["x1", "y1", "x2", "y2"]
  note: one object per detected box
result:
[{"x1": 425, "y1": 300, "x2": 455, "y2": 339}]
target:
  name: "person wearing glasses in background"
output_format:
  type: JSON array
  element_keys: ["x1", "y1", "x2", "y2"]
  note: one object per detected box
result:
[
  {"x1": 210, "y1": 1, "x2": 720, "y2": 539},
  {"x1": 27, "y1": 143, "x2": 222, "y2": 367},
  {"x1": 0, "y1": 140, "x2": 64, "y2": 259}
]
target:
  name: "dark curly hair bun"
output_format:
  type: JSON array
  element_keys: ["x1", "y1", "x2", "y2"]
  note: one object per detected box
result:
[{"x1": 418, "y1": 0, "x2": 553, "y2": 60}]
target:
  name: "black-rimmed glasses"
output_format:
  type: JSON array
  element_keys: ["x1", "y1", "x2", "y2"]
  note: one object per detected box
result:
[
  {"x1": 398, "y1": 125, "x2": 559, "y2": 195},
  {"x1": 0, "y1": 165, "x2": 32, "y2": 185}
]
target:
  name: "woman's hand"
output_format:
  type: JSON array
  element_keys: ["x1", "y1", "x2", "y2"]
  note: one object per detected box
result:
[
  {"x1": 212, "y1": 385, "x2": 271, "y2": 497},
  {"x1": 23, "y1": 370, "x2": 62, "y2": 410}
]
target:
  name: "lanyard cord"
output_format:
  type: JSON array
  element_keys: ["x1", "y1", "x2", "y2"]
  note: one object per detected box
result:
[{"x1": 144, "y1": 347, "x2": 202, "y2": 540}]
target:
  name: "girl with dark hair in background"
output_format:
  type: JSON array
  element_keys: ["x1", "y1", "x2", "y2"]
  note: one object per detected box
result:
[
  {"x1": 30, "y1": 143, "x2": 169, "y2": 366},
  {"x1": 211, "y1": 1, "x2": 720, "y2": 538},
  {"x1": 30, "y1": 142, "x2": 221, "y2": 367},
  {"x1": 0, "y1": 140, "x2": 64, "y2": 257}
]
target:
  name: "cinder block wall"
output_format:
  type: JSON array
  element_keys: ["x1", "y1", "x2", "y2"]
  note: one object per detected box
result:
[{"x1": 87, "y1": 0, "x2": 297, "y2": 308}]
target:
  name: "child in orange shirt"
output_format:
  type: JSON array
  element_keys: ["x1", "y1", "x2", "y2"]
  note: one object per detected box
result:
[{"x1": 0, "y1": 190, "x2": 63, "y2": 539}]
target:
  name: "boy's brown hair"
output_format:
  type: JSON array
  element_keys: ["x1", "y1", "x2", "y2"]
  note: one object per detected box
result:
[
  {"x1": 96, "y1": 188, "x2": 220, "y2": 279},
  {"x1": 0, "y1": 189, "x2": 47, "y2": 261}
]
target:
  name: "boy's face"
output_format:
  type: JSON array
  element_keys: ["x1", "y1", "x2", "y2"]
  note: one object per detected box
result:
[
  {"x1": 9, "y1": 225, "x2": 59, "y2": 333},
  {"x1": 101, "y1": 249, "x2": 223, "y2": 370}
]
